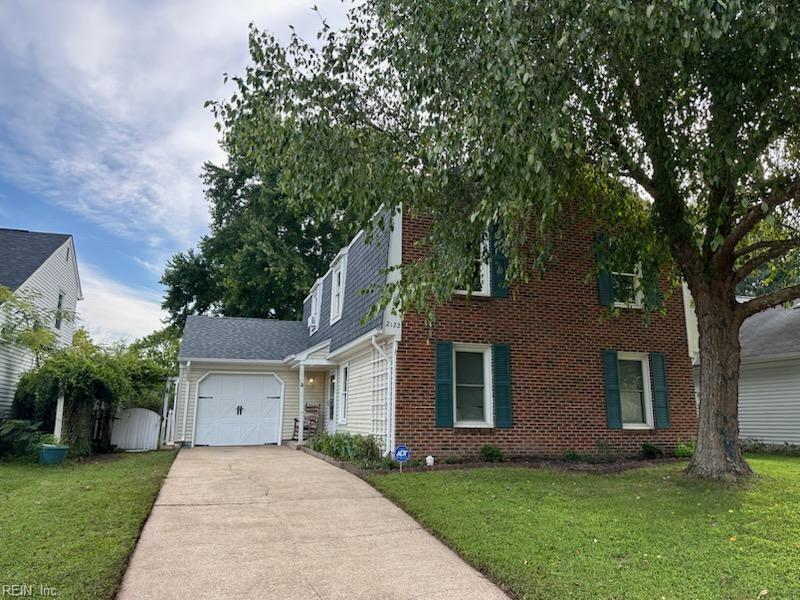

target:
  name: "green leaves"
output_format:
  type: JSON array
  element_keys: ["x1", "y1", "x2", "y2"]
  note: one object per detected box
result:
[{"x1": 205, "y1": 0, "x2": 799, "y2": 318}]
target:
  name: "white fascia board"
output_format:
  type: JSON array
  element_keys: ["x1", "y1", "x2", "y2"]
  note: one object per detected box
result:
[
  {"x1": 328, "y1": 329, "x2": 385, "y2": 360},
  {"x1": 177, "y1": 357, "x2": 286, "y2": 365}
]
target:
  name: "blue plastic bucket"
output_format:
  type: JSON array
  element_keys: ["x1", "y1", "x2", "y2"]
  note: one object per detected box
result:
[{"x1": 39, "y1": 444, "x2": 69, "y2": 465}]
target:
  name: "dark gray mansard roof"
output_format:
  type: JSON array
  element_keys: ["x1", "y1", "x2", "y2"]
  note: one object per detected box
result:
[
  {"x1": 179, "y1": 221, "x2": 390, "y2": 361},
  {"x1": 179, "y1": 315, "x2": 310, "y2": 361},
  {"x1": 0, "y1": 228, "x2": 71, "y2": 291},
  {"x1": 740, "y1": 304, "x2": 800, "y2": 359},
  {"x1": 302, "y1": 224, "x2": 390, "y2": 352}
]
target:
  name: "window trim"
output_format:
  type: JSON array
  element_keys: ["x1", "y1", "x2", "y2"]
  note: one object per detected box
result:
[
  {"x1": 617, "y1": 351, "x2": 654, "y2": 429},
  {"x1": 452, "y1": 343, "x2": 494, "y2": 428},
  {"x1": 329, "y1": 253, "x2": 348, "y2": 325},
  {"x1": 612, "y1": 263, "x2": 644, "y2": 309},
  {"x1": 455, "y1": 237, "x2": 491, "y2": 297},
  {"x1": 54, "y1": 291, "x2": 65, "y2": 331},
  {"x1": 338, "y1": 363, "x2": 349, "y2": 425},
  {"x1": 308, "y1": 280, "x2": 322, "y2": 333}
]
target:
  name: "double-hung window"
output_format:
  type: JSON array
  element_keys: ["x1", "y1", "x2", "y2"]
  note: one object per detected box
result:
[
  {"x1": 329, "y1": 252, "x2": 347, "y2": 324},
  {"x1": 338, "y1": 364, "x2": 349, "y2": 424},
  {"x1": 617, "y1": 352, "x2": 654, "y2": 429},
  {"x1": 453, "y1": 344, "x2": 493, "y2": 427},
  {"x1": 612, "y1": 264, "x2": 644, "y2": 308},
  {"x1": 455, "y1": 237, "x2": 490, "y2": 296},
  {"x1": 308, "y1": 281, "x2": 322, "y2": 333}
]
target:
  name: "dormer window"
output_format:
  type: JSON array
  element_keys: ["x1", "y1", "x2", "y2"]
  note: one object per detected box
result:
[
  {"x1": 308, "y1": 281, "x2": 322, "y2": 334},
  {"x1": 329, "y1": 251, "x2": 348, "y2": 325}
]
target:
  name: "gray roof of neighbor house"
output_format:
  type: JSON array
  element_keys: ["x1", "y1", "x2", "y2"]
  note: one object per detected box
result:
[
  {"x1": 740, "y1": 303, "x2": 800, "y2": 359},
  {"x1": 0, "y1": 228, "x2": 72, "y2": 291},
  {"x1": 178, "y1": 315, "x2": 310, "y2": 361}
]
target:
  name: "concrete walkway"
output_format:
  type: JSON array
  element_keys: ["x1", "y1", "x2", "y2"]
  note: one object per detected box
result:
[{"x1": 118, "y1": 446, "x2": 508, "y2": 600}]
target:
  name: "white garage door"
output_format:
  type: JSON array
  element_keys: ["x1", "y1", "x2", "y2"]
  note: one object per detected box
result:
[{"x1": 195, "y1": 374, "x2": 282, "y2": 446}]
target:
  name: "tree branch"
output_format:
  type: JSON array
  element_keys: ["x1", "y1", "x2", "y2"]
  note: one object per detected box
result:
[
  {"x1": 734, "y1": 239, "x2": 800, "y2": 284},
  {"x1": 737, "y1": 282, "x2": 800, "y2": 321},
  {"x1": 734, "y1": 238, "x2": 800, "y2": 259},
  {"x1": 718, "y1": 178, "x2": 800, "y2": 260}
]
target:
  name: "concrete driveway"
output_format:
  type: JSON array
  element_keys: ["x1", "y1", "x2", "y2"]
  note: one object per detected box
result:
[{"x1": 118, "y1": 446, "x2": 508, "y2": 600}]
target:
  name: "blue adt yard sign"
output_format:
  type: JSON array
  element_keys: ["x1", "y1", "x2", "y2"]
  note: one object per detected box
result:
[{"x1": 394, "y1": 445, "x2": 410, "y2": 463}]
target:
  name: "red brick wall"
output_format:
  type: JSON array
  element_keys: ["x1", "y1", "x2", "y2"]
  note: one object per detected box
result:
[{"x1": 394, "y1": 213, "x2": 697, "y2": 459}]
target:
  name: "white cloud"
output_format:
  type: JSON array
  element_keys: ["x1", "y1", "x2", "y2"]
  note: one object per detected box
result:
[
  {"x1": 77, "y1": 264, "x2": 166, "y2": 344},
  {"x1": 0, "y1": 0, "x2": 351, "y2": 253}
]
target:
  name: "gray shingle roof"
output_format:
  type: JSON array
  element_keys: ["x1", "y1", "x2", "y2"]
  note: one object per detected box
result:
[
  {"x1": 740, "y1": 304, "x2": 800, "y2": 359},
  {"x1": 0, "y1": 228, "x2": 71, "y2": 291},
  {"x1": 178, "y1": 315, "x2": 310, "y2": 361}
]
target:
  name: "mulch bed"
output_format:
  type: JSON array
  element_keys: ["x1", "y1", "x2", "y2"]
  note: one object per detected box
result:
[{"x1": 298, "y1": 445, "x2": 683, "y2": 477}]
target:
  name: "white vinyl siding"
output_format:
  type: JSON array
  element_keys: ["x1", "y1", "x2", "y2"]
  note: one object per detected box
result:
[
  {"x1": 739, "y1": 358, "x2": 800, "y2": 444},
  {"x1": 334, "y1": 342, "x2": 389, "y2": 438},
  {"x1": 0, "y1": 240, "x2": 80, "y2": 417}
]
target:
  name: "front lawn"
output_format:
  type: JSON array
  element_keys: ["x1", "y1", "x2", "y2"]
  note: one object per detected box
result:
[
  {"x1": 0, "y1": 451, "x2": 175, "y2": 599},
  {"x1": 369, "y1": 455, "x2": 800, "y2": 599}
]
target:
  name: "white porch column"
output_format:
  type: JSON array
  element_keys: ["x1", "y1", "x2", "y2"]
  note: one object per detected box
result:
[
  {"x1": 53, "y1": 394, "x2": 64, "y2": 442},
  {"x1": 298, "y1": 364, "x2": 306, "y2": 444}
]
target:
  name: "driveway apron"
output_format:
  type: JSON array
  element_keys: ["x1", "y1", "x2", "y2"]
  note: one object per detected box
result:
[{"x1": 118, "y1": 446, "x2": 509, "y2": 600}]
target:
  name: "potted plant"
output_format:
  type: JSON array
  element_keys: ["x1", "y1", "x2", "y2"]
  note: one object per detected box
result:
[{"x1": 38, "y1": 434, "x2": 69, "y2": 465}]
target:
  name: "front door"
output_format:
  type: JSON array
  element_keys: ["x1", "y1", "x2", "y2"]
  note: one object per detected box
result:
[{"x1": 325, "y1": 370, "x2": 336, "y2": 434}]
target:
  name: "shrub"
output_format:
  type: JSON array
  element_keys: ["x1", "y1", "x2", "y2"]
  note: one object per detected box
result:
[
  {"x1": 563, "y1": 449, "x2": 591, "y2": 462},
  {"x1": 306, "y1": 432, "x2": 382, "y2": 463},
  {"x1": 443, "y1": 455, "x2": 464, "y2": 464},
  {"x1": 358, "y1": 457, "x2": 398, "y2": 470},
  {"x1": 595, "y1": 439, "x2": 622, "y2": 463},
  {"x1": 0, "y1": 420, "x2": 43, "y2": 459},
  {"x1": 479, "y1": 444, "x2": 504, "y2": 463},
  {"x1": 675, "y1": 439, "x2": 696, "y2": 458},
  {"x1": 641, "y1": 442, "x2": 665, "y2": 459}
]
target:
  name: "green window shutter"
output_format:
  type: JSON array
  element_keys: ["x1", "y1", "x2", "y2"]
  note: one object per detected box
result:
[
  {"x1": 493, "y1": 344, "x2": 512, "y2": 428},
  {"x1": 490, "y1": 229, "x2": 508, "y2": 298},
  {"x1": 650, "y1": 352, "x2": 670, "y2": 428},
  {"x1": 435, "y1": 341, "x2": 454, "y2": 427},
  {"x1": 644, "y1": 269, "x2": 663, "y2": 309},
  {"x1": 602, "y1": 349, "x2": 622, "y2": 429},
  {"x1": 595, "y1": 235, "x2": 614, "y2": 307}
]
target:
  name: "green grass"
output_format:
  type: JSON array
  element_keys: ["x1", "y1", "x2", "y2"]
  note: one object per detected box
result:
[
  {"x1": 369, "y1": 455, "x2": 800, "y2": 599},
  {"x1": 0, "y1": 451, "x2": 176, "y2": 599}
]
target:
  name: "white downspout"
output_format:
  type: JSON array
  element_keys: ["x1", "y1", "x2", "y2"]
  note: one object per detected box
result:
[
  {"x1": 181, "y1": 361, "x2": 191, "y2": 445},
  {"x1": 372, "y1": 335, "x2": 394, "y2": 455}
]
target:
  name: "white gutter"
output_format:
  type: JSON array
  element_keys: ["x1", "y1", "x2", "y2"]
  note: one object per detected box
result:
[
  {"x1": 181, "y1": 361, "x2": 191, "y2": 444},
  {"x1": 371, "y1": 334, "x2": 394, "y2": 455}
]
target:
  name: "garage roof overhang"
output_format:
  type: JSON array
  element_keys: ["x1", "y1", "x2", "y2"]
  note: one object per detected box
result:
[{"x1": 178, "y1": 357, "x2": 286, "y2": 365}]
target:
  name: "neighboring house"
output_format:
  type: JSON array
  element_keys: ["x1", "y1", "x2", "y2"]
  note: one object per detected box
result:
[
  {"x1": 0, "y1": 228, "x2": 83, "y2": 417},
  {"x1": 176, "y1": 207, "x2": 696, "y2": 457},
  {"x1": 685, "y1": 292, "x2": 800, "y2": 445}
]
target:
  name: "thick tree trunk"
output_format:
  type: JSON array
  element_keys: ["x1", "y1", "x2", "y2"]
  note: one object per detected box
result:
[{"x1": 686, "y1": 288, "x2": 753, "y2": 480}]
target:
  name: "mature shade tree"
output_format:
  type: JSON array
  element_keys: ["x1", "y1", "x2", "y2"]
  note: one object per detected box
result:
[
  {"x1": 160, "y1": 249, "x2": 219, "y2": 329},
  {"x1": 161, "y1": 157, "x2": 356, "y2": 328},
  {"x1": 212, "y1": 1, "x2": 800, "y2": 479}
]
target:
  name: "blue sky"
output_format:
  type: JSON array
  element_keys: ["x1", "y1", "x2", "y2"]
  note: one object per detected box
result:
[{"x1": 0, "y1": 0, "x2": 349, "y2": 342}]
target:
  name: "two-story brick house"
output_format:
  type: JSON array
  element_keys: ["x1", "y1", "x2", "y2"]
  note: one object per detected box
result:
[{"x1": 176, "y1": 207, "x2": 696, "y2": 457}]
